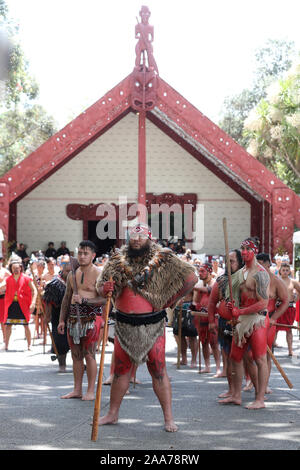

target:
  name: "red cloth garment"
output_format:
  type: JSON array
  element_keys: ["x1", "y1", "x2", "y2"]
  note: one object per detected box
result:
[
  {"x1": 276, "y1": 306, "x2": 296, "y2": 331},
  {"x1": 194, "y1": 315, "x2": 218, "y2": 346},
  {"x1": 4, "y1": 274, "x2": 32, "y2": 323}
]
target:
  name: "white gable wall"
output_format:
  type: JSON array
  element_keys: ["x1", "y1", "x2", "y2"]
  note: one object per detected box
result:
[{"x1": 17, "y1": 112, "x2": 250, "y2": 255}]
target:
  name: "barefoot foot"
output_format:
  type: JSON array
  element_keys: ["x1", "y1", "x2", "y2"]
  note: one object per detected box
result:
[
  {"x1": 82, "y1": 392, "x2": 95, "y2": 401},
  {"x1": 213, "y1": 370, "x2": 224, "y2": 378},
  {"x1": 243, "y1": 382, "x2": 254, "y2": 392},
  {"x1": 165, "y1": 420, "x2": 178, "y2": 432},
  {"x1": 245, "y1": 400, "x2": 265, "y2": 409},
  {"x1": 61, "y1": 391, "x2": 82, "y2": 399},
  {"x1": 219, "y1": 396, "x2": 241, "y2": 405},
  {"x1": 199, "y1": 367, "x2": 210, "y2": 374},
  {"x1": 97, "y1": 413, "x2": 118, "y2": 426}
]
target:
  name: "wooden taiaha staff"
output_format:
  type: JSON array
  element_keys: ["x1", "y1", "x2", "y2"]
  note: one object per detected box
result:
[
  {"x1": 222, "y1": 218, "x2": 234, "y2": 305},
  {"x1": 30, "y1": 264, "x2": 59, "y2": 358},
  {"x1": 275, "y1": 323, "x2": 300, "y2": 330},
  {"x1": 91, "y1": 277, "x2": 113, "y2": 442},
  {"x1": 222, "y1": 218, "x2": 239, "y2": 330},
  {"x1": 176, "y1": 304, "x2": 183, "y2": 369},
  {"x1": 267, "y1": 345, "x2": 293, "y2": 389}
]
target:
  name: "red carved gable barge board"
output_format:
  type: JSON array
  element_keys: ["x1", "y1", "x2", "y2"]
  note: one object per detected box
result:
[
  {"x1": 1, "y1": 75, "x2": 132, "y2": 204},
  {"x1": 0, "y1": 73, "x2": 299, "y2": 257}
]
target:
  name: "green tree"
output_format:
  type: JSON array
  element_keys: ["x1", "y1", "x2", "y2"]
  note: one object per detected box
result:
[
  {"x1": 244, "y1": 59, "x2": 300, "y2": 193},
  {"x1": 0, "y1": 0, "x2": 57, "y2": 176},
  {"x1": 218, "y1": 39, "x2": 296, "y2": 148}
]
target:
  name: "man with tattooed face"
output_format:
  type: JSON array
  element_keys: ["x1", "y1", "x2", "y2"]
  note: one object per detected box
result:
[{"x1": 221, "y1": 237, "x2": 270, "y2": 409}]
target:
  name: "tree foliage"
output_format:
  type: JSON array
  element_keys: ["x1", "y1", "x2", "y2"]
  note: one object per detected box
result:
[
  {"x1": 244, "y1": 60, "x2": 300, "y2": 193},
  {"x1": 218, "y1": 38, "x2": 298, "y2": 191},
  {"x1": 0, "y1": 0, "x2": 57, "y2": 176},
  {"x1": 218, "y1": 40, "x2": 295, "y2": 143}
]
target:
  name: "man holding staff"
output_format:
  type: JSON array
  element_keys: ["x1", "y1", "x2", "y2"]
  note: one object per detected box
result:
[
  {"x1": 57, "y1": 241, "x2": 106, "y2": 400},
  {"x1": 96, "y1": 223, "x2": 197, "y2": 432},
  {"x1": 221, "y1": 237, "x2": 270, "y2": 409},
  {"x1": 208, "y1": 249, "x2": 244, "y2": 400}
]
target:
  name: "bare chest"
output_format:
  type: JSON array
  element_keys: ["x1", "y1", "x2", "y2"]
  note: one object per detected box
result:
[
  {"x1": 282, "y1": 278, "x2": 295, "y2": 299},
  {"x1": 269, "y1": 278, "x2": 277, "y2": 299},
  {"x1": 240, "y1": 270, "x2": 257, "y2": 298},
  {"x1": 75, "y1": 269, "x2": 98, "y2": 296}
]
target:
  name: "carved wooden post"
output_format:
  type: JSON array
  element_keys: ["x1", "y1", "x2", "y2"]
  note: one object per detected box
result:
[
  {"x1": 131, "y1": 6, "x2": 159, "y2": 225},
  {"x1": 272, "y1": 187, "x2": 295, "y2": 260}
]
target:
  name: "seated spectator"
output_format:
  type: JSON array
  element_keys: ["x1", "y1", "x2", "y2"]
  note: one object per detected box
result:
[
  {"x1": 16, "y1": 243, "x2": 30, "y2": 268},
  {"x1": 45, "y1": 242, "x2": 57, "y2": 259},
  {"x1": 56, "y1": 241, "x2": 70, "y2": 257}
]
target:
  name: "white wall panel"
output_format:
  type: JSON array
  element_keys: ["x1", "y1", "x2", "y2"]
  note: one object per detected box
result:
[{"x1": 17, "y1": 112, "x2": 250, "y2": 255}]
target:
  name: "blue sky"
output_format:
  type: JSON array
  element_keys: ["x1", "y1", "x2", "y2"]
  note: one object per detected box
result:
[{"x1": 5, "y1": 0, "x2": 300, "y2": 128}]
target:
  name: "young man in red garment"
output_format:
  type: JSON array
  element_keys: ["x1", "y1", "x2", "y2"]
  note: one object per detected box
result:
[
  {"x1": 96, "y1": 224, "x2": 197, "y2": 432},
  {"x1": 208, "y1": 249, "x2": 244, "y2": 400},
  {"x1": 4, "y1": 254, "x2": 37, "y2": 350},
  {"x1": 276, "y1": 263, "x2": 300, "y2": 355},
  {"x1": 255, "y1": 253, "x2": 289, "y2": 392},
  {"x1": 192, "y1": 263, "x2": 222, "y2": 376},
  {"x1": 221, "y1": 238, "x2": 270, "y2": 409}
]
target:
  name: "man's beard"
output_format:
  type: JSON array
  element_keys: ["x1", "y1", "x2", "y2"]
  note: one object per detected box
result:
[{"x1": 127, "y1": 240, "x2": 151, "y2": 258}]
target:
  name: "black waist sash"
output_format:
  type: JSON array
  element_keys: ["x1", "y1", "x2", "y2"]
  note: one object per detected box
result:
[{"x1": 116, "y1": 309, "x2": 166, "y2": 326}]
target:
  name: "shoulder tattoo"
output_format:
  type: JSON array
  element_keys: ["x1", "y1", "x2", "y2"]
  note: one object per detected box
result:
[{"x1": 253, "y1": 270, "x2": 269, "y2": 300}]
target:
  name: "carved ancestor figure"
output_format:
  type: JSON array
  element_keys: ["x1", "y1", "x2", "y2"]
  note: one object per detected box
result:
[{"x1": 135, "y1": 5, "x2": 158, "y2": 73}]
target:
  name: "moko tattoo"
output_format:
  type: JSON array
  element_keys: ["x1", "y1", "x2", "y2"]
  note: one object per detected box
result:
[{"x1": 253, "y1": 271, "x2": 270, "y2": 300}]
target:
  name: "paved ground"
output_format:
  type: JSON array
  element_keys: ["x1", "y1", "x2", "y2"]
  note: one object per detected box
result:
[{"x1": 1, "y1": 322, "x2": 300, "y2": 452}]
